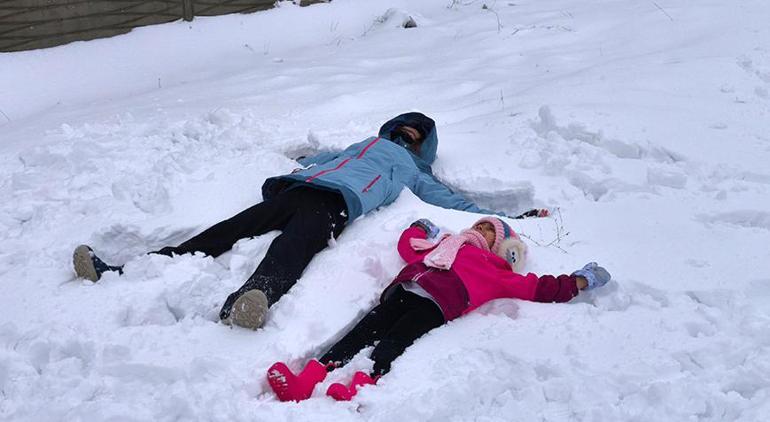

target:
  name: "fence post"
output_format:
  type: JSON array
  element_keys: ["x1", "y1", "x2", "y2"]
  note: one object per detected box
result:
[{"x1": 182, "y1": 0, "x2": 194, "y2": 21}]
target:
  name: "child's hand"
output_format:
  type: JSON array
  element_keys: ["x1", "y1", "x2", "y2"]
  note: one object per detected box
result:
[
  {"x1": 575, "y1": 276, "x2": 589, "y2": 290},
  {"x1": 410, "y1": 219, "x2": 439, "y2": 239},
  {"x1": 572, "y1": 262, "x2": 611, "y2": 290}
]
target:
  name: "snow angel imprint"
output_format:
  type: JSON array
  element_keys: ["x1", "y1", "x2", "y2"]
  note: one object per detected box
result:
[
  {"x1": 266, "y1": 217, "x2": 612, "y2": 402},
  {"x1": 73, "y1": 112, "x2": 527, "y2": 330}
]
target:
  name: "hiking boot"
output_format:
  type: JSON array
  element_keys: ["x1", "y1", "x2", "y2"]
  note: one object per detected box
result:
[
  {"x1": 572, "y1": 262, "x2": 611, "y2": 290},
  {"x1": 225, "y1": 289, "x2": 268, "y2": 330},
  {"x1": 73, "y1": 245, "x2": 123, "y2": 282},
  {"x1": 267, "y1": 360, "x2": 328, "y2": 402}
]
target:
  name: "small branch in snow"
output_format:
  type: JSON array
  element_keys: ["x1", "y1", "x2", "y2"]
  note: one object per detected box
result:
[
  {"x1": 652, "y1": 2, "x2": 674, "y2": 21},
  {"x1": 550, "y1": 207, "x2": 569, "y2": 248},
  {"x1": 447, "y1": 0, "x2": 481, "y2": 8},
  {"x1": 518, "y1": 207, "x2": 570, "y2": 253},
  {"x1": 0, "y1": 108, "x2": 10, "y2": 123},
  {"x1": 482, "y1": 3, "x2": 503, "y2": 33}
]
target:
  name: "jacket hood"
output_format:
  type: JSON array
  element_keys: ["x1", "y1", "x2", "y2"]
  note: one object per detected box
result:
[{"x1": 378, "y1": 112, "x2": 438, "y2": 165}]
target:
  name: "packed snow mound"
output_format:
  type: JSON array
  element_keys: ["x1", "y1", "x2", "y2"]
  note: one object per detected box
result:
[
  {"x1": 369, "y1": 8, "x2": 419, "y2": 30},
  {"x1": 2, "y1": 0, "x2": 770, "y2": 421}
]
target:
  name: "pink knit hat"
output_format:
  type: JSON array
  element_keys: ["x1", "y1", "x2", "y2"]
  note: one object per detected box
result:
[{"x1": 474, "y1": 217, "x2": 528, "y2": 272}]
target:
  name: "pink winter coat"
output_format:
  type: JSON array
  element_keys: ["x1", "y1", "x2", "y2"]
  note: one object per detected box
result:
[{"x1": 383, "y1": 226, "x2": 579, "y2": 320}]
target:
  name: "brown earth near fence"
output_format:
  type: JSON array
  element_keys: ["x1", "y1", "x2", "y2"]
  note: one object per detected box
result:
[{"x1": 0, "y1": 0, "x2": 324, "y2": 52}]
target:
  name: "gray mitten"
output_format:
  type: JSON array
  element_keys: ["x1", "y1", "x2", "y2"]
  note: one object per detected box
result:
[{"x1": 572, "y1": 262, "x2": 611, "y2": 290}]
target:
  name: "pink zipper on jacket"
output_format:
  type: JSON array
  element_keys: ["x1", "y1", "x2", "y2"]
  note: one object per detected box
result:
[
  {"x1": 305, "y1": 137, "x2": 381, "y2": 183},
  {"x1": 361, "y1": 175, "x2": 382, "y2": 192}
]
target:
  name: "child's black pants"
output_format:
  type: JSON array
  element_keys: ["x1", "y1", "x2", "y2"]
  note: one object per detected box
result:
[
  {"x1": 319, "y1": 285, "x2": 445, "y2": 376},
  {"x1": 151, "y1": 186, "x2": 348, "y2": 318}
]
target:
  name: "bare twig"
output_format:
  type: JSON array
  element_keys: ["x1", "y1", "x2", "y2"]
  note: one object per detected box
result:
[
  {"x1": 448, "y1": 0, "x2": 481, "y2": 8},
  {"x1": 518, "y1": 207, "x2": 570, "y2": 253},
  {"x1": 652, "y1": 1, "x2": 674, "y2": 21},
  {"x1": 546, "y1": 208, "x2": 570, "y2": 248},
  {"x1": 0, "y1": 108, "x2": 10, "y2": 123},
  {"x1": 482, "y1": 2, "x2": 503, "y2": 33}
]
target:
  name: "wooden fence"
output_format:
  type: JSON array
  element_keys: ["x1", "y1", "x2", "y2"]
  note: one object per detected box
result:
[{"x1": 0, "y1": 0, "x2": 322, "y2": 52}]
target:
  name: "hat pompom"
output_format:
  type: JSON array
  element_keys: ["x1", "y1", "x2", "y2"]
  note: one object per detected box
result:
[{"x1": 496, "y1": 237, "x2": 528, "y2": 273}]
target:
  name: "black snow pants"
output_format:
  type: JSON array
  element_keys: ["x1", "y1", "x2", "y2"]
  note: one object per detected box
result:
[
  {"x1": 152, "y1": 186, "x2": 348, "y2": 319},
  {"x1": 319, "y1": 285, "x2": 445, "y2": 376}
]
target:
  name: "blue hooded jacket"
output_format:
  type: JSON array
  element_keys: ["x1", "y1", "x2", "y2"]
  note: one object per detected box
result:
[{"x1": 261, "y1": 112, "x2": 498, "y2": 222}]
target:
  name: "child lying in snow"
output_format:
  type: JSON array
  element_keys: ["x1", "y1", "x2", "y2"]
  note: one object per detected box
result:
[{"x1": 266, "y1": 217, "x2": 611, "y2": 402}]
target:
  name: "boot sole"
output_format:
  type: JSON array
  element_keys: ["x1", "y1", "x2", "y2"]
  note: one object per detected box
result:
[
  {"x1": 266, "y1": 363, "x2": 292, "y2": 401},
  {"x1": 73, "y1": 245, "x2": 99, "y2": 282},
  {"x1": 231, "y1": 289, "x2": 268, "y2": 330}
]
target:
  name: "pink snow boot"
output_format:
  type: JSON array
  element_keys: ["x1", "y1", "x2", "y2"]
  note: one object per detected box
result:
[
  {"x1": 326, "y1": 371, "x2": 378, "y2": 401},
  {"x1": 267, "y1": 360, "x2": 328, "y2": 402}
]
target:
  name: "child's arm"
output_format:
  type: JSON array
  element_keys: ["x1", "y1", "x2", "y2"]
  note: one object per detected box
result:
[
  {"x1": 529, "y1": 274, "x2": 581, "y2": 303},
  {"x1": 396, "y1": 219, "x2": 438, "y2": 262},
  {"x1": 495, "y1": 264, "x2": 608, "y2": 304},
  {"x1": 497, "y1": 271, "x2": 581, "y2": 303},
  {"x1": 511, "y1": 265, "x2": 606, "y2": 302}
]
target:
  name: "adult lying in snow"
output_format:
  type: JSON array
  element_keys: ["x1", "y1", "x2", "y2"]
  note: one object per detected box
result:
[
  {"x1": 267, "y1": 217, "x2": 611, "y2": 402},
  {"x1": 73, "y1": 112, "x2": 543, "y2": 329}
]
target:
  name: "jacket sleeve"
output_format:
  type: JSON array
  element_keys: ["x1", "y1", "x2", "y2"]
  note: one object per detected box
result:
[
  {"x1": 397, "y1": 226, "x2": 432, "y2": 263},
  {"x1": 410, "y1": 172, "x2": 503, "y2": 215},
  {"x1": 498, "y1": 271, "x2": 579, "y2": 303},
  {"x1": 531, "y1": 274, "x2": 580, "y2": 303}
]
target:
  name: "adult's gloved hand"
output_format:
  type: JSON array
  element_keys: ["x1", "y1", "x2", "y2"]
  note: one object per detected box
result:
[
  {"x1": 410, "y1": 218, "x2": 439, "y2": 239},
  {"x1": 511, "y1": 208, "x2": 550, "y2": 219}
]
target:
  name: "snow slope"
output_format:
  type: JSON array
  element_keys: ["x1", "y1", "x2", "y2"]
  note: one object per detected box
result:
[{"x1": 1, "y1": 0, "x2": 770, "y2": 420}]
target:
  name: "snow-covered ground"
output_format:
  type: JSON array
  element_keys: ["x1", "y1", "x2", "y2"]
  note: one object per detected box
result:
[{"x1": 2, "y1": 0, "x2": 770, "y2": 420}]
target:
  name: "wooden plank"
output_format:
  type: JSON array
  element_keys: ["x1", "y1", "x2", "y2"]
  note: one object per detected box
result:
[
  {"x1": 182, "y1": 0, "x2": 193, "y2": 21},
  {"x1": 1, "y1": 27, "x2": 132, "y2": 51},
  {"x1": 0, "y1": 1, "x2": 181, "y2": 23},
  {"x1": 0, "y1": 2, "x2": 181, "y2": 38},
  {"x1": 0, "y1": 1, "x2": 179, "y2": 20},
  {"x1": 0, "y1": 1, "x2": 183, "y2": 51},
  {"x1": 0, "y1": 0, "x2": 300, "y2": 52},
  {"x1": 193, "y1": 0, "x2": 274, "y2": 17}
]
